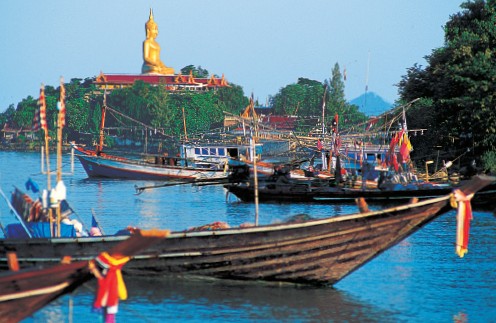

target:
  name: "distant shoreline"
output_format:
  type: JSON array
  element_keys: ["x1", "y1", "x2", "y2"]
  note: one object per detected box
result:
[{"x1": 0, "y1": 143, "x2": 73, "y2": 152}]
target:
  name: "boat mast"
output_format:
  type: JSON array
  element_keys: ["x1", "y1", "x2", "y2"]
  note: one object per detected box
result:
[
  {"x1": 38, "y1": 84, "x2": 55, "y2": 236},
  {"x1": 402, "y1": 106, "x2": 408, "y2": 132},
  {"x1": 362, "y1": 51, "x2": 370, "y2": 114},
  {"x1": 249, "y1": 96, "x2": 259, "y2": 225},
  {"x1": 54, "y1": 78, "x2": 67, "y2": 237},
  {"x1": 97, "y1": 92, "x2": 107, "y2": 155},
  {"x1": 321, "y1": 84, "x2": 328, "y2": 171},
  {"x1": 56, "y1": 78, "x2": 65, "y2": 184},
  {"x1": 182, "y1": 107, "x2": 188, "y2": 142},
  {"x1": 38, "y1": 85, "x2": 51, "y2": 190}
]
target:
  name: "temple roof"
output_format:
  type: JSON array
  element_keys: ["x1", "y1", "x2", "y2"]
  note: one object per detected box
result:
[{"x1": 95, "y1": 72, "x2": 229, "y2": 91}]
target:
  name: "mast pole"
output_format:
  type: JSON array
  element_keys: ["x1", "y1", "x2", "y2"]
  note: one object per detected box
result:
[
  {"x1": 55, "y1": 77, "x2": 67, "y2": 237},
  {"x1": 182, "y1": 107, "x2": 188, "y2": 141},
  {"x1": 57, "y1": 78, "x2": 64, "y2": 184},
  {"x1": 250, "y1": 96, "x2": 259, "y2": 225},
  {"x1": 321, "y1": 85, "x2": 328, "y2": 170},
  {"x1": 97, "y1": 92, "x2": 107, "y2": 155},
  {"x1": 39, "y1": 84, "x2": 54, "y2": 236},
  {"x1": 363, "y1": 51, "x2": 370, "y2": 112}
]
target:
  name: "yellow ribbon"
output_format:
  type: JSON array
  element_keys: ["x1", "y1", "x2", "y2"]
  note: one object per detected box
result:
[
  {"x1": 451, "y1": 189, "x2": 474, "y2": 258},
  {"x1": 98, "y1": 252, "x2": 130, "y2": 300}
]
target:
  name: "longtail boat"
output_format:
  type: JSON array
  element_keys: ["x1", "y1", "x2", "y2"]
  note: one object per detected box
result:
[
  {"x1": 73, "y1": 144, "x2": 231, "y2": 181},
  {"x1": 224, "y1": 176, "x2": 496, "y2": 207},
  {"x1": 71, "y1": 96, "x2": 252, "y2": 181},
  {"x1": 0, "y1": 228, "x2": 169, "y2": 322},
  {"x1": 1, "y1": 175, "x2": 493, "y2": 286}
]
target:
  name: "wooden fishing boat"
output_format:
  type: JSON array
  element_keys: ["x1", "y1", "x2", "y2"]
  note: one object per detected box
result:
[
  {"x1": 73, "y1": 144, "x2": 231, "y2": 181},
  {"x1": 71, "y1": 95, "x2": 239, "y2": 181},
  {"x1": 1, "y1": 175, "x2": 493, "y2": 286},
  {"x1": 0, "y1": 83, "x2": 170, "y2": 322},
  {"x1": 0, "y1": 228, "x2": 169, "y2": 322},
  {"x1": 224, "y1": 174, "x2": 496, "y2": 207},
  {"x1": 0, "y1": 258, "x2": 93, "y2": 322}
]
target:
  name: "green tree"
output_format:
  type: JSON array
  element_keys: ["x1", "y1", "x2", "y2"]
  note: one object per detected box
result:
[
  {"x1": 180, "y1": 65, "x2": 209, "y2": 78},
  {"x1": 328, "y1": 63, "x2": 346, "y2": 118},
  {"x1": 0, "y1": 66, "x2": 249, "y2": 148},
  {"x1": 271, "y1": 78, "x2": 324, "y2": 116},
  {"x1": 216, "y1": 84, "x2": 248, "y2": 115},
  {"x1": 270, "y1": 67, "x2": 367, "y2": 134},
  {"x1": 327, "y1": 63, "x2": 367, "y2": 130},
  {"x1": 398, "y1": 0, "x2": 496, "y2": 168},
  {"x1": 12, "y1": 96, "x2": 37, "y2": 128},
  {"x1": 0, "y1": 105, "x2": 15, "y2": 126},
  {"x1": 63, "y1": 78, "x2": 94, "y2": 141},
  {"x1": 147, "y1": 85, "x2": 171, "y2": 129}
]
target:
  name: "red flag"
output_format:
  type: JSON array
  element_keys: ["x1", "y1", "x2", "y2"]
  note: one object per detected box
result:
[
  {"x1": 38, "y1": 85, "x2": 48, "y2": 132},
  {"x1": 317, "y1": 139, "x2": 323, "y2": 151},
  {"x1": 389, "y1": 130, "x2": 403, "y2": 151},
  {"x1": 391, "y1": 153, "x2": 399, "y2": 172},
  {"x1": 365, "y1": 117, "x2": 379, "y2": 131},
  {"x1": 32, "y1": 107, "x2": 41, "y2": 131},
  {"x1": 93, "y1": 252, "x2": 130, "y2": 319},
  {"x1": 58, "y1": 79, "x2": 66, "y2": 128},
  {"x1": 332, "y1": 114, "x2": 339, "y2": 133}
]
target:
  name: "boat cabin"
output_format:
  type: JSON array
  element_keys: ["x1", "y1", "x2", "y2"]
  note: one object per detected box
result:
[{"x1": 180, "y1": 143, "x2": 263, "y2": 165}]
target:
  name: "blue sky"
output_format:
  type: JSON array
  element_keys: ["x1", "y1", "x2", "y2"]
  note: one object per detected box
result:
[{"x1": 1, "y1": 1, "x2": 463, "y2": 115}]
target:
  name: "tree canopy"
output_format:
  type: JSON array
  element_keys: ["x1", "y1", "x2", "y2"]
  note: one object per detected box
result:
[
  {"x1": 398, "y1": 0, "x2": 496, "y2": 170},
  {"x1": 0, "y1": 66, "x2": 248, "y2": 150},
  {"x1": 0, "y1": 62, "x2": 364, "y2": 157},
  {"x1": 270, "y1": 62, "x2": 367, "y2": 134}
]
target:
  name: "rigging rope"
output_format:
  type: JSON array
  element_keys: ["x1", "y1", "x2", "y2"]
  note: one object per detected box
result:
[{"x1": 105, "y1": 105, "x2": 176, "y2": 139}]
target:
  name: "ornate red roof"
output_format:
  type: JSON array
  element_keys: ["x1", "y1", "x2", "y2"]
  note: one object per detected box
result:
[
  {"x1": 261, "y1": 116, "x2": 298, "y2": 130},
  {"x1": 95, "y1": 72, "x2": 229, "y2": 90}
]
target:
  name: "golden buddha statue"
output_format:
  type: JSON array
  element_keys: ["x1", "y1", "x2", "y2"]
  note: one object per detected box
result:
[{"x1": 142, "y1": 9, "x2": 175, "y2": 75}]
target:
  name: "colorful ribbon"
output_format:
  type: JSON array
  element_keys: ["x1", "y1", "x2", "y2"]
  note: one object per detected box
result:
[
  {"x1": 451, "y1": 189, "x2": 474, "y2": 258},
  {"x1": 93, "y1": 252, "x2": 130, "y2": 319}
]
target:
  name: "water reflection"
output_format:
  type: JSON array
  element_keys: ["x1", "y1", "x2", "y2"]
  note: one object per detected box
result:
[
  {"x1": 31, "y1": 276, "x2": 397, "y2": 323},
  {"x1": 2, "y1": 152, "x2": 496, "y2": 323}
]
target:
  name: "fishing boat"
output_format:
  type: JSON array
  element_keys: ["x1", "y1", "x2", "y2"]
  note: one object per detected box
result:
[
  {"x1": 224, "y1": 172, "x2": 496, "y2": 206},
  {"x1": 0, "y1": 175, "x2": 493, "y2": 286},
  {"x1": 0, "y1": 82, "x2": 172, "y2": 321},
  {"x1": 0, "y1": 228, "x2": 169, "y2": 322},
  {"x1": 225, "y1": 177, "x2": 448, "y2": 202},
  {"x1": 72, "y1": 137, "x2": 264, "y2": 181},
  {"x1": 73, "y1": 144, "x2": 232, "y2": 181},
  {"x1": 72, "y1": 94, "x2": 239, "y2": 181}
]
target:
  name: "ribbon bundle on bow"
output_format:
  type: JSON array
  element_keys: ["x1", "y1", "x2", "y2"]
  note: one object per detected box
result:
[
  {"x1": 451, "y1": 189, "x2": 474, "y2": 258},
  {"x1": 92, "y1": 252, "x2": 130, "y2": 322}
]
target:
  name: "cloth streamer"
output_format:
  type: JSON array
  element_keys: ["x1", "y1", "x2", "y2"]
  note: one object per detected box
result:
[
  {"x1": 93, "y1": 252, "x2": 130, "y2": 322},
  {"x1": 452, "y1": 189, "x2": 474, "y2": 258}
]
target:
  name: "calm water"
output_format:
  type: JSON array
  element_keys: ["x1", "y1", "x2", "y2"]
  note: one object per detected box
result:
[{"x1": 0, "y1": 151, "x2": 495, "y2": 323}]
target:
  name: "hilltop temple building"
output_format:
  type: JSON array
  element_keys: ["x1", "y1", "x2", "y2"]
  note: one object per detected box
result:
[{"x1": 95, "y1": 9, "x2": 229, "y2": 92}]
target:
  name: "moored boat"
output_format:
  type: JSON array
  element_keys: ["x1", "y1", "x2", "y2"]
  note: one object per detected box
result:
[
  {"x1": 224, "y1": 173, "x2": 496, "y2": 207},
  {"x1": 1, "y1": 175, "x2": 493, "y2": 286},
  {"x1": 72, "y1": 95, "x2": 238, "y2": 181},
  {"x1": 73, "y1": 144, "x2": 231, "y2": 181},
  {"x1": 0, "y1": 228, "x2": 169, "y2": 322}
]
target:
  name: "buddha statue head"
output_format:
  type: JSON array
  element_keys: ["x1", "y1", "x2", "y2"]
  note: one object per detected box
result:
[{"x1": 145, "y1": 9, "x2": 158, "y2": 38}]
